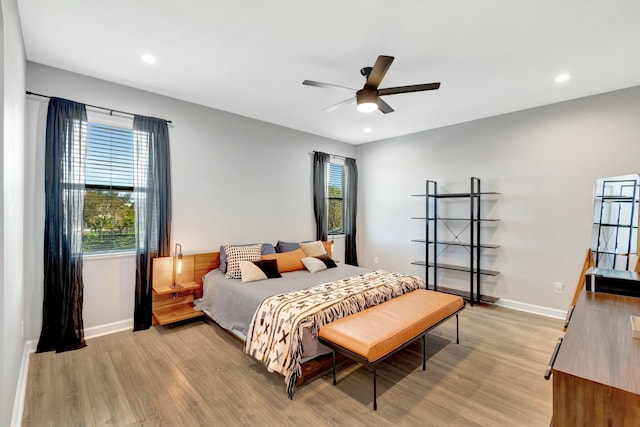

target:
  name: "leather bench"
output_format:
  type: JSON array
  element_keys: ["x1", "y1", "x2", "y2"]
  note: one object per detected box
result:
[{"x1": 318, "y1": 289, "x2": 465, "y2": 410}]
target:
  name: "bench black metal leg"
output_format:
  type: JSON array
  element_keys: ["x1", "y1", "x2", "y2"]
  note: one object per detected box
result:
[
  {"x1": 373, "y1": 368, "x2": 377, "y2": 411},
  {"x1": 456, "y1": 313, "x2": 459, "y2": 344},
  {"x1": 422, "y1": 335, "x2": 426, "y2": 371},
  {"x1": 332, "y1": 351, "x2": 336, "y2": 385}
]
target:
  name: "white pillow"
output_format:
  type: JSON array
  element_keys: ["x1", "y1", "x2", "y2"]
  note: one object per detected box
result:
[
  {"x1": 301, "y1": 257, "x2": 328, "y2": 274},
  {"x1": 239, "y1": 261, "x2": 268, "y2": 282},
  {"x1": 223, "y1": 244, "x2": 262, "y2": 279},
  {"x1": 300, "y1": 240, "x2": 327, "y2": 257}
]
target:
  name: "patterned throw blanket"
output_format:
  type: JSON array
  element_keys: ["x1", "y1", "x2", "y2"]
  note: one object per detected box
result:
[{"x1": 244, "y1": 270, "x2": 426, "y2": 397}]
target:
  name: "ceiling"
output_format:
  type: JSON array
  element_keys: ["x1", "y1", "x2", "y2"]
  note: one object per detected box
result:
[{"x1": 17, "y1": 1, "x2": 640, "y2": 144}]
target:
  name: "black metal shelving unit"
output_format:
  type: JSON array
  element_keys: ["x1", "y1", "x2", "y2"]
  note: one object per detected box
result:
[
  {"x1": 592, "y1": 178, "x2": 639, "y2": 270},
  {"x1": 411, "y1": 177, "x2": 500, "y2": 305}
]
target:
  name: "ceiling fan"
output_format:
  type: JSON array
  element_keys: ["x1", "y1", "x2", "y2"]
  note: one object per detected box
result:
[{"x1": 303, "y1": 55, "x2": 440, "y2": 114}]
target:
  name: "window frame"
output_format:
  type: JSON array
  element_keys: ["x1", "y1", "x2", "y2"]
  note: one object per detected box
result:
[
  {"x1": 82, "y1": 112, "x2": 136, "y2": 256},
  {"x1": 327, "y1": 160, "x2": 346, "y2": 236}
]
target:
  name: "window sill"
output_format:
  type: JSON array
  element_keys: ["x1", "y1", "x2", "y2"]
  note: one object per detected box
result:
[{"x1": 83, "y1": 250, "x2": 136, "y2": 261}]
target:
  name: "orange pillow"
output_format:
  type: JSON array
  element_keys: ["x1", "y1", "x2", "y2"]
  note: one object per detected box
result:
[
  {"x1": 262, "y1": 248, "x2": 306, "y2": 273},
  {"x1": 322, "y1": 241, "x2": 333, "y2": 257}
]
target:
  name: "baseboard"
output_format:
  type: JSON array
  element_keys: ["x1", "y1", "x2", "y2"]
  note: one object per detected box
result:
[
  {"x1": 11, "y1": 319, "x2": 133, "y2": 426},
  {"x1": 84, "y1": 318, "x2": 133, "y2": 340},
  {"x1": 495, "y1": 298, "x2": 567, "y2": 319},
  {"x1": 11, "y1": 339, "x2": 37, "y2": 427}
]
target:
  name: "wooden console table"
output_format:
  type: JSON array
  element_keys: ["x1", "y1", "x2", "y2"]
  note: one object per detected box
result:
[{"x1": 552, "y1": 290, "x2": 640, "y2": 425}]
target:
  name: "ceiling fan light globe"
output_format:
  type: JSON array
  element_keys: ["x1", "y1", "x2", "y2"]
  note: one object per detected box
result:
[{"x1": 357, "y1": 102, "x2": 378, "y2": 113}]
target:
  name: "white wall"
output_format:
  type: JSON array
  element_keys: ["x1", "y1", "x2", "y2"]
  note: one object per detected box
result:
[
  {"x1": 357, "y1": 86, "x2": 640, "y2": 311},
  {"x1": 1, "y1": 0, "x2": 26, "y2": 425},
  {"x1": 0, "y1": 7, "x2": 5, "y2": 422},
  {"x1": 24, "y1": 62, "x2": 356, "y2": 340}
]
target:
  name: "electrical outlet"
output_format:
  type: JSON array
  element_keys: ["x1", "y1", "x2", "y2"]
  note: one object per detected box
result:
[
  {"x1": 374, "y1": 256, "x2": 379, "y2": 264},
  {"x1": 554, "y1": 282, "x2": 564, "y2": 294}
]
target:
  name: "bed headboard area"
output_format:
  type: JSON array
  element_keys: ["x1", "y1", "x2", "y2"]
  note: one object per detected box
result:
[{"x1": 152, "y1": 252, "x2": 220, "y2": 288}]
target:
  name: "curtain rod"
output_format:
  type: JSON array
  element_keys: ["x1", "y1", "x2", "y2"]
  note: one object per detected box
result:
[
  {"x1": 312, "y1": 150, "x2": 352, "y2": 161},
  {"x1": 26, "y1": 91, "x2": 173, "y2": 124}
]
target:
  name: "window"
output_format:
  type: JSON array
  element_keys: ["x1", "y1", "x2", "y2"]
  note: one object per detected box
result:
[
  {"x1": 83, "y1": 121, "x2": 136, "y2": 253},
  {"x1": 327, "y1": 162, "x2": 345, "y2": 235}
]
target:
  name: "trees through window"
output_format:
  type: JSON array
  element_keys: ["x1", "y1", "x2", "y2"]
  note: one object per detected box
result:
[{"x1": 328, "y1": 162, "x2": 345, "y2": 234}]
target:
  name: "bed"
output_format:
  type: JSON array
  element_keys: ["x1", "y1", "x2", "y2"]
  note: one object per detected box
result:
[
  {"x1": 195, "y1": 263, "x2": 370, "y2": 356},
  {"x1": 191, "y1": 241, "x2": 426, "y2": 397}
]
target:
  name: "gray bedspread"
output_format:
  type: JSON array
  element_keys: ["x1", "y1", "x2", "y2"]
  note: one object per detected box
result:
[{"x1": 194, "y1": 264, "x2": 370, "y2": 340}]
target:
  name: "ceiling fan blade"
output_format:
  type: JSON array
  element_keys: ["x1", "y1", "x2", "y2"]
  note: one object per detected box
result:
[
  {"x1": 322, "y1": 97, "x2": 355, "y2": 112},
  {"x1": 366, "y1": 55, "x2": 394, "y2": 89},
  {"x1": 378, "y1": 82, "x2": 440, "y2": 96},
  {"x1": 377, "y1": 98, "x2": 394, "y2": 114},
  {"x1": 303, "y1": 80, "x2": 356, "y2": 93}
]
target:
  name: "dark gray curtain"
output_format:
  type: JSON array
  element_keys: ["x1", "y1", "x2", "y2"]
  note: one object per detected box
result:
[
  {"x1": 344, "y1": 157, "x2": 359, "y2": 266},
  {"x1": 313, "y1": 152, "x2": 330, "y2": 241},
  {"x1": 133, "y1": 115, "x2": 172, "y2": 331},
  {"x1": 37, "y1": 98, "x2": 88, "y2": 353}
]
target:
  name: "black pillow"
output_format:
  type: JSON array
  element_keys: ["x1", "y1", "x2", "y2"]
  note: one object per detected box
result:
[
  {"x1": 315, "y1": 254, "x2": 337, "y2": 269},
  {"x1": 252, "y1": 259, "x2": 282, "y2": 278}
]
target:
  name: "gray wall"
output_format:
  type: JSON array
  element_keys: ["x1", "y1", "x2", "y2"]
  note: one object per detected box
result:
[
  {"x1": 1, "y1": 0, "x2": 26, "y2": 425},
  {"x1": 356, "y1": 86, "x2": 640, "y2": 311},
  {"x1": 24, "y1": 62, "x2": 356, "y2": 340}
]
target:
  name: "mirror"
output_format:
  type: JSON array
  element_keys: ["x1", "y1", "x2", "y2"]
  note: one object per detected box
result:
[{"x1": 591, "y1": 174, "x2": 640, "y2": 270}]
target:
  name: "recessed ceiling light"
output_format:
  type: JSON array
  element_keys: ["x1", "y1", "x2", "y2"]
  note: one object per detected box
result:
[
  {"x1": 363, "y1": 128, "x2": 372, "y2": 133},
  {"x1": 555, "y1": 73, "x2": 571, "y2": 83},
  {"x1": 141, "y1": 53, "x2": 156, "y2": 64}
]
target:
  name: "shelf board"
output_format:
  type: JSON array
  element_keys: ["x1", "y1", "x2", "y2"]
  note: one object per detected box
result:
[
  {"x1": 411, "y1": 239, "x2": 500, "y2": 249},
  {"x1": 411, "y1": 261, "x2": 500, "y2": 276},
  {"x1": 595, "y1": 195, "x2": 637, "y2": 201},
  {"x1": 436, "y1": 192, "x2": 501, "y2": 198},
  {"x1": 153, "y1": 281, "x2": 201, "y2": 296},
  {"x1": 411, "y1": 217, "x2": 500, "y2": 221},
  {"x1": 429, "y1": 240, "x2": 500, "y2": 249},
  {"x1": 593, "y1": 223, "x2": 637, "y2": 228},
  {"x1": 593, "y1": 250, "x2": 637, "y2": 256},
  {"x1": 412, "y1": 192, "x2": 500, "y2": 198},
  {"x1": 153, "y1": 302, "x2": 204, "y2": 325},
  {"x1": 428, "y1": 285, "x2": 499, "y2": 304}
]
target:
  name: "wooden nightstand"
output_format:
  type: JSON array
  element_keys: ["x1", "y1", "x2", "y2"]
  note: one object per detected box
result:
[
  {"x1": 152, "y1": 281, "x2": 204, "y2": 325},
  {"x1": 152, "y1": 255, "x2": 211, "y2": 325}
]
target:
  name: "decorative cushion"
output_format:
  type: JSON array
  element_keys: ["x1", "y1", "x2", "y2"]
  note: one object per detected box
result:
[
  {"x1": 275, "y1": 240, "x2": 300, "y2": 253},
  {"x1": 261, "y1": 243, "x2": 277, "y2": 255},
  {"x1": 316, "y1": 253, "x2": 337, "y2": 268},
  {"x1": 302, "y1": 254, "x2": 338, "y2": 273},
  {"x1": 239, "y1": 259, "x2": 282, "y2": 283},
  {"x1": 301, "y1": 257, "x2": 326, "y2": 273},
  {"x1": 219, "y1": 243, "x2": 276, "y2": 273},
  {"x1": 224, "y1": 244, "x2": 262, "y2": 279},
  {"x1": 322, "y1": 241, "x2": 333, "y2": 257},
  {"x1": 300, "y1": 240, "x2": 327, "y2": 257},
  {"x1": 261, "y1": 247, "x2": 306, "y2": 273}
]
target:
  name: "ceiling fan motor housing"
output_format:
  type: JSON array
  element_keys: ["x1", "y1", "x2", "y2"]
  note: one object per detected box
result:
[
  {"x1": 360, "y1": 66, "x2": 373, "y2": 78},
  {"x1": 356, "y1": 88, "x2": 378, "y2": 105}
]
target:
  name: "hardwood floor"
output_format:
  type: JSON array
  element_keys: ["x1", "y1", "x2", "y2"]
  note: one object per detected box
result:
[{"x1": 23, "y1": 304, "x2": 562, "y2": 426}]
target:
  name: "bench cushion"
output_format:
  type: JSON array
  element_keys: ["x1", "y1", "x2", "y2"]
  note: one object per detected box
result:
[{"x1": 318, "y1": 290, "x2": 464, "y2": 363}]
